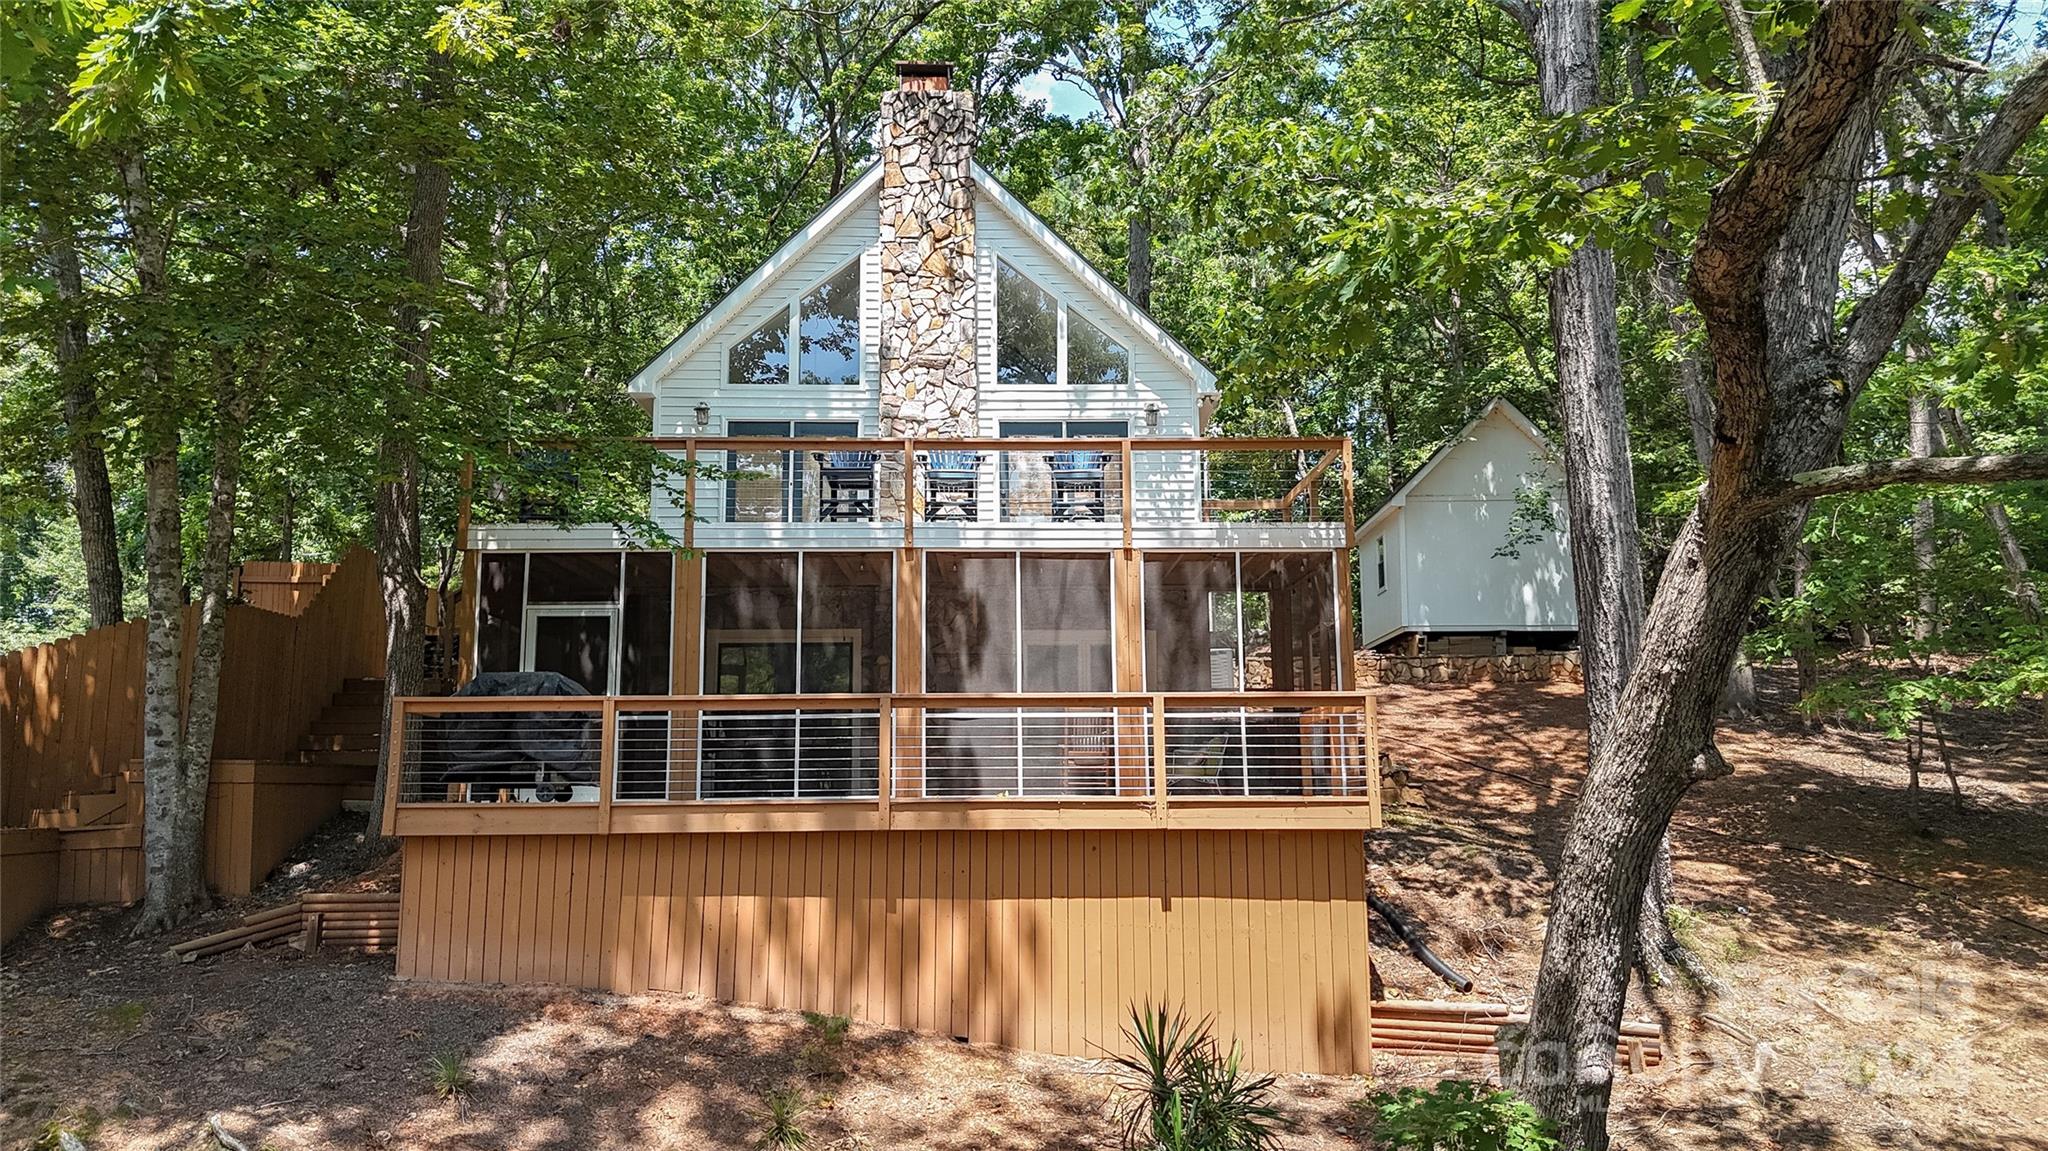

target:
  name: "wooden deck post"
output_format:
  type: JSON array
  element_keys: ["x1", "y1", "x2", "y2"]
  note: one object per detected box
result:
[
  {"x1": 877, "y1": 696, "x2": 893, "y2": 827},
  {"x1": 1364, "y1": 693, "x2": 1381, "y2": 824},
  {"x1": 598, "y1": 697, "x2": 617, "y2": 833},
  {"x1": 1150, "y1": 694, "x2": 1169, "y2": 814},
  {"x1": 380, "y1": 696, "x2": 406, "y2": 838}
]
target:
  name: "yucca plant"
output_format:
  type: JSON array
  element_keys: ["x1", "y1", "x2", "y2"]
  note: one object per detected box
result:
[
  {"x1": 1107, "y1": 1002, "x2": 1283, "y2": 1151},
  {"x1": 754, "y1": 1085, "x2": 811, "y2": 1149}
]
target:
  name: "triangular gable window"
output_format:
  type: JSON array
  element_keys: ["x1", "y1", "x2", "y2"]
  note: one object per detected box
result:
[
  {"x1": 995, "y1": 258, "x2": 1128, "y2": 391},
  {"x1": 727, "y1": 261, "x2": 861, "y2": 386}
]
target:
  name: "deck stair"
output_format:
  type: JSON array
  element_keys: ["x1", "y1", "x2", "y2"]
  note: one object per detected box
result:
[
  {"x1": 297, "y1": 678, "x2": 386, "y2": 770},
  {"x1": 27, "y1": 766, "x2": 143, "y2": 830}
]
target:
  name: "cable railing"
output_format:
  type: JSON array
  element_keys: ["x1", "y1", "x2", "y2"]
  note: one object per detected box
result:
[
  {"x1": 640, "y1": 436, "x2": 1351, "y2": 538},
  {"x1": 387, "y1": 692, "x2": 1379, "y2": 818}
]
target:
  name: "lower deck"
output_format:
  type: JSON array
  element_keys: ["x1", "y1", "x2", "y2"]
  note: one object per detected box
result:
[{"x1": 397, "y1": 827, "x2": 1374, "y2": 1074}]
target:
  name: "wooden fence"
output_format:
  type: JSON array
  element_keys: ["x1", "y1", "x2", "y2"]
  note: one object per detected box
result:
[
  {"x1": 234, "y1": 561, "x2": 338, "y2": 616},
  {"x1": 0, "y1": 549, "x2": 386, "y2": 827}
]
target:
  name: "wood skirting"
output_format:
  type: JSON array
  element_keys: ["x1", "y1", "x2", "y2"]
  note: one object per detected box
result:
[{"x1": 398, "y1": 828, "x2": 1374, "y2": 1074}]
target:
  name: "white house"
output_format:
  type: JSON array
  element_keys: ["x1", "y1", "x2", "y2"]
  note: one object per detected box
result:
[{"x1": 1355, "y1": 399, "x2": 1578, "y2": 652}]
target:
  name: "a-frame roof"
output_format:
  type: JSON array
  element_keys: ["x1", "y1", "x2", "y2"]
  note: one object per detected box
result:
[
  {"x1": 1354, "y1": 398, "x2": 1554, "y2": 538},
  {"x1": 625, "y1": 162, "x2": 1219, "y2": 398}
]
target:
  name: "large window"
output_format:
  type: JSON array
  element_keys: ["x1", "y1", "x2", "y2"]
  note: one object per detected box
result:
[
  {"x1": 698, "y1": 552, "x2": 891, "y2": 799},
  {"x1": 995, "y1": 259, "x2": 1129, "y2": 391},
  {"x1": 727, "y1": 262, "x2": 861, "y2": 387}
]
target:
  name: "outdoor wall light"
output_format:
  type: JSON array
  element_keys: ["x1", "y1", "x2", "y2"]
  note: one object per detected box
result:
[
  {"x1": 694, "y1": 401, "x2": 712, "y2": 431},
  {"x1": 1143, "y1": 402, "x2": 1162, "y2": 432}
]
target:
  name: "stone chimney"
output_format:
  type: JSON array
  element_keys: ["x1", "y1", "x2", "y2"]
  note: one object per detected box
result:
[{"x1": 877, "y1": 62, "x2": 977, "y2": 437}]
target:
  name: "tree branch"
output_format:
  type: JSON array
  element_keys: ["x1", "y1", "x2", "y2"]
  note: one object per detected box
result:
[
  {"x1": 1751, "y1": 453, "x2": 2048, "y2": 511},
  {"x1": 1840, "y1": 54, "x2": 2048, "y2": 392}
]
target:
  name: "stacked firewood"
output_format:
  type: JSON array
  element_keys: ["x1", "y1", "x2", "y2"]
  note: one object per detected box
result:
[
  {"x1": 167, "y1": 891, "x2": 399, "y2": 962},
  {"x1": 1371, "y1": 1000, "x2": 1664, "y2": 1070}
]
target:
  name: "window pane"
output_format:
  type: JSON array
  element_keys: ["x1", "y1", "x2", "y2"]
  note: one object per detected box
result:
[
  {"x1": 477, "y1": 553, "x2": 526, "y2": 674},
  {"x1": 798, "y1": 263, "x2": 860, "y2": 386},
  {"x1": 925, "y1": 553, "x2": 1017, "y2": 691},
  {"x1": 1019, "y1": 555, "x2": 1113, "y2": 691},
  {"x1": 1067, "y1": 312, "x2": 1128, "y2": 391},
  {"x1": 527, "y1": 552, "x2": 620, "y2": 604},
  {"x1": 996, "y1": 261, "x2": 1057, "y2": 388},
  {"x1": 728, "y1": 308, "x2": 790, "y2": 386},
  {"x1": 621, "y1": 552, "x2": 673, "y2": 695},
  {"x1": 1143, "y1": 554, "x2": 1241, "y2": 690},
  {"x1": 799, "y1": 552, "x2": 893, "y2": 693},
  {"x1": 703, "y1": 554, "x2": 798, "y2": 693}
]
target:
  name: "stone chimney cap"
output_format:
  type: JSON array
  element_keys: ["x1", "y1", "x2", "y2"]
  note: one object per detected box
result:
[{"x1": 895, "y1": 61, "x2": 954, "y2": 90}]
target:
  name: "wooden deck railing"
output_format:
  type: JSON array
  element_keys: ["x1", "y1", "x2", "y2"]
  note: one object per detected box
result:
[{"x1": 383, "y1": 691, "x2": 1381, "y2": 835}]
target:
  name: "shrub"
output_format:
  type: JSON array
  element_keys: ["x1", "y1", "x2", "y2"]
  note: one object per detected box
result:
[
  {"x1": 801, "y1": 1011, "x2": 852, "y2": 1046},
  {"x1": 1108, "y1": 1001, "x2": 1283, "y2": 1151},
  {"x1": 426, "y1": 1049, "x2": 474, "y2": 1101},
  {"x1": 1363, "y1": 1080, "x2": 1556, "y2": 1151},
  {"x1": 754, "y1": 1085, "x2": 811, "y2": 1149}
]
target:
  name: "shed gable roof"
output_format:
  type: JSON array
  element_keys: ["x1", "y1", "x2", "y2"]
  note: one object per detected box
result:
[
  {"x1": 1355, "y1": 398, "x2": 1554, "y2": 538},
  {"x1": 625, "y1": 162, "x2": 1218, "y2": 398}
]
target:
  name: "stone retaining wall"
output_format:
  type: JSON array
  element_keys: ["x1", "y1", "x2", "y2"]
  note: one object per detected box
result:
[{"x1": 1361, "y1": 651, "x2": 1582, "y2": 685}]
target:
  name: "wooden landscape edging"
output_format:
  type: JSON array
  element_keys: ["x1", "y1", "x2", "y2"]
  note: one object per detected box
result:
[
  {"x1": 167, "y1": 891, "x2": 399, "y2": 962},
  {"x1": 1369, "y1": 1000, "x2": 1664, "y2": 1070}
]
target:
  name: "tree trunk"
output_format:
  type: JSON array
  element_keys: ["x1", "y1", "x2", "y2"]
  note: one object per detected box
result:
[
  {"x1": 1937, "y1": 408, "x2": 2041, "y2": 624},
  {"x1": 1512, "y1": 11, "x2": 2048, "y2": 1147},
  {"x1": 1127, "y1": 210, "x2": 1153, "y2": 310},
  {"x1": 367, "y1": 52, "x2": 454, "y2": 839},
  {"x1": 1625, "y1": 24, "x2": 1757, "y2": 722},
  {"x1": 39, "y1": 207, "x2": 125, "y2": 628},
  {"x1": 1529, "y1": 0, "x2": 1705, "y2": 999},
  {"x1": 1908, "y1": 390, "x2": 1941, "y2": 640},
  {"x1": 163, "y1": 353, "x2": 257, "y2": 930},
  {"x1": 120, "y1": 147, "x2": 207, "y2": 935}
]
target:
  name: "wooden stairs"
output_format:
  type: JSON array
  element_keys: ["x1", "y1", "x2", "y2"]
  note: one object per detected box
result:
[{"x1": 26, "y1": 678, "x2": 386, "y2": 829}]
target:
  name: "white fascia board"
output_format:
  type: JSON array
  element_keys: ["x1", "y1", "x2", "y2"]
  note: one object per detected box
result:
[
  {"x1": 969, "y1": 164, "x2": 1219, "y2": 395},
  {"x1": 625, "y1": 164, "x2": 887, "y2": 397}
]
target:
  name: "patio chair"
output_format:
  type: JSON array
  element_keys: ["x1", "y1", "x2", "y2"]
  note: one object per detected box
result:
[
  {"x1": 922, "y1": 450, "x2": 981, "y2": 522},
  {"x1": 813, "y1": 450, "x2": 878, "y2": 521},
  {"x1": 1046, "y1": 449, "x2": 1109, "y2": 521}
]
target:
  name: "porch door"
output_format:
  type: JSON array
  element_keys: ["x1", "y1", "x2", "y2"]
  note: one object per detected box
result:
[{"x1": 522, "y1": 604, "x2": 620, "y2": 695}]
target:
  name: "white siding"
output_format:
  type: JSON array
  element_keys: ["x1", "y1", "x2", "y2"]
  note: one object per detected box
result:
[
  {"x1": 647, "y1": 188, "x2": 880, "y2": 531},
  {"x1": 641, "y1": 181, "x2": 1212, "y2": 535},
  {"x1": 1358, "y1": 520, "x2": 1405, "y2": 648},
  {"x1": 970, "y1": 207, "x2": 1201, "y2": 436},
  {"x1": 1360, "y1": 409, "x2": 1577, "y2": 647}
]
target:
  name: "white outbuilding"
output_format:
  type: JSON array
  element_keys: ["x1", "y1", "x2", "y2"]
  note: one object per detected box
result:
[{"x1": 1355, "y1": 398, "x2": 1579, "y2": 653}]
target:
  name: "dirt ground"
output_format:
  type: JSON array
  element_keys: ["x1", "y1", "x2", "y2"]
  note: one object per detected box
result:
[{"x1": 5, "y1": 668, "x2": 2044, "y2": 1150}]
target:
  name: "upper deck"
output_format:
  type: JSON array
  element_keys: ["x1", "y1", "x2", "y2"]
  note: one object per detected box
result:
[{"x1": 471, "y1": 434, "x2": 1354, "y2": 553}]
